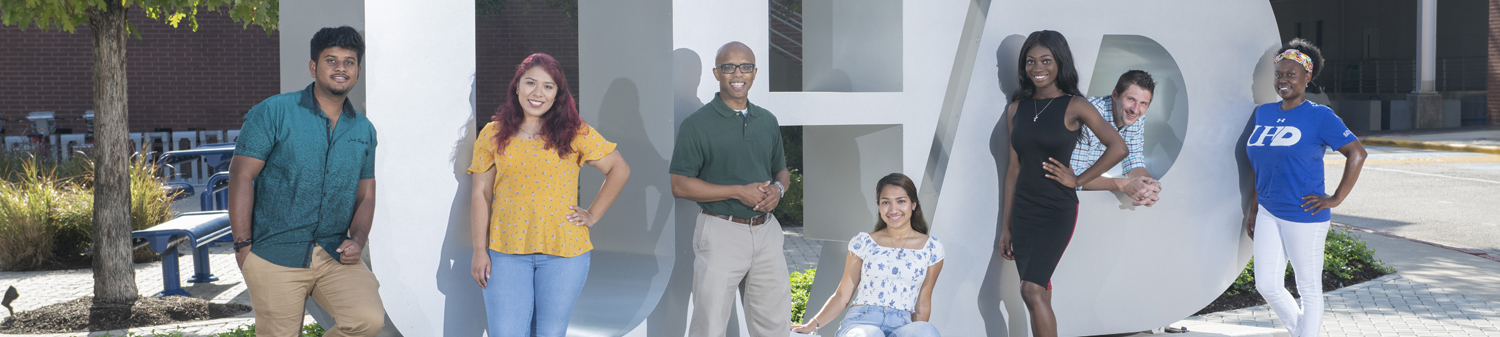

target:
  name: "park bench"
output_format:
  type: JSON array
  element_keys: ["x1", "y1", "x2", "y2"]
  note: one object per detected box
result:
[
  {"x1": 131, "y1": 210, "x2": 231, "y2": 297},
  {"x1": 200, "y1": 172, "x2": 230, "y2": 211},
  {"x1": 162, "y1": 181, "x2": 195, "y2": 201}
]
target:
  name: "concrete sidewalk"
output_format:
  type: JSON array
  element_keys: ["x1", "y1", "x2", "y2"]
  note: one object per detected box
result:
[
  {"x1": 1362, "y1": 127, "x2": 1500, "y2": 154},
  {"x1": 1155, "y1": 224, "x2": 1500, "y2": 337}
]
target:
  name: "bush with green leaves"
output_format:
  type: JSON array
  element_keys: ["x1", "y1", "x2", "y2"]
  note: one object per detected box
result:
[
  {"x1": 790, "y1": 268, "x2": 816, "y2": 325},
  {"x1": 1223, "y1": 226, "x2": 1394, "y2": 297},
  {"x1": 773, "y1": 169, "x2": 804, "y2": 226}
]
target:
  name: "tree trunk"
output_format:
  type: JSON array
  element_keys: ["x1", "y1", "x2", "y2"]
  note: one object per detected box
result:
[{"x1": 87, "y1": 1, "x2": 138, "y2": 305}]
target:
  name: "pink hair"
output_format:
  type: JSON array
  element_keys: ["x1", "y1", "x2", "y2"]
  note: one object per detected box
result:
[{"x1": 492, "y1": 53, "x2": 585, "y2": 162}]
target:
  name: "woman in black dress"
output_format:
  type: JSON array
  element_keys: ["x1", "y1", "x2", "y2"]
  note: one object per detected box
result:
[{"x1": 998, "y1": 30, "x2": 1127, "y2": 337}]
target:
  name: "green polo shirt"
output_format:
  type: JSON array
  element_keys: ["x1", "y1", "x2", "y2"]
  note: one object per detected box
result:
[
  {"x1": 669, "y1": 93, "x2": 786, "y2": 219},
  {"x1": 234, "y1": 83, "x2": 378, "y2": 268}
]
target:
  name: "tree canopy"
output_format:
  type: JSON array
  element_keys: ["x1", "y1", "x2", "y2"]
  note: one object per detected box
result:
[{"x1": 0, "y1": 0, "x2": 277, "y2": 35}]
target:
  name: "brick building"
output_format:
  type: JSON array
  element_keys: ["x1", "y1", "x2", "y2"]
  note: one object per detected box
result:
[
  {"x1": 1271, "y1": 0, "x2": 1493, "y2": 128},
  {"x1": 0, "y1": 5, "x2": 583, "y2": 137},
  {"x1": 6, "y1": 1, "x2": 1493, "y2": 135},
  {"x1": 0, "y1": 10, "x2": 279, "y2": 135},
  {"x1": 475, "y1": 5, "x2": 581, "y2": 125},
  {"x1": 1491, "y1": 0, "x2": 1499, "y2": 125}
]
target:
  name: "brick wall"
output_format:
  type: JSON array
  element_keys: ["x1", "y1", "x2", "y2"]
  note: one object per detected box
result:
[
  {"x1": 1490, "y1": 0, "x2": 1499, "y2": 125},
  {"x1": 0, "y1": 9, "x2": 279, "y2": 136},
  {"x1": 0, "y1": 5, "x2": 581, "y2": 136},
  {"x1": 475, "y1": 5, "x2": 581, "y2": 126}
]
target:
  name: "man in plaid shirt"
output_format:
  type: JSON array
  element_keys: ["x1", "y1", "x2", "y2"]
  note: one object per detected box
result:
[{"x1": 1064, "y1": 70, "x2": 1162, "y2": 206}]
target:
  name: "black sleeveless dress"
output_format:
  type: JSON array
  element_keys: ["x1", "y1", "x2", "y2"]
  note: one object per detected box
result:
[{"x1": 1009, "y1": 95, "x2": 1081, "y2": 289}]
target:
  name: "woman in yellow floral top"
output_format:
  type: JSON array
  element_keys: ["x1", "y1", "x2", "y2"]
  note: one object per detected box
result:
[{"x1": 468, "y1": 53, "x2": 630, "y2": 337}]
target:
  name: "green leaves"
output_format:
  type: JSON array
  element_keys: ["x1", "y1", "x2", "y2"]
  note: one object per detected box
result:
[
  {"x1": 790, "y1": 268, "x2": 816, "y2": 324},
  {"x1": 1221, "y1": 227, "x2": 1395, "y2": 298},
  {"x1": 0, "y1": 0, "x2": 100, "y2": 32},
  {"x1": 0, "y1": 0, "x2": 277, "y2": 35}
]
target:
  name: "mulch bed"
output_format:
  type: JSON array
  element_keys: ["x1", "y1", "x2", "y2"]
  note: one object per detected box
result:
[
  {"x1": 1193, "y1": 259, "x2": 1391, "y2": 316},
  {"x1": 0, "y1": 296, "x2": 249, "y2": 334}
]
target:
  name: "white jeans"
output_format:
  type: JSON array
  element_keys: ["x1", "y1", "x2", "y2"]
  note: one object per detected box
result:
[{"x1": 1253, "y1": 205, "x2": 1330, "y2": 337}]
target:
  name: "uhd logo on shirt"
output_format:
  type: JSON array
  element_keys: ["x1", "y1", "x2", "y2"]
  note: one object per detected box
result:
[{"x1": 1247, "y1": 125, "x2": 1302, "y2": 146}]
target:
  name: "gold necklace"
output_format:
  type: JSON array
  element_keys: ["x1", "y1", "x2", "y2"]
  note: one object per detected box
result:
[
  {"x1": 888, "y1": 230, "x2": 918, "y2": 249},
  {"x1": 1033, "y1": 95, "x2": 1063, "y2": 122},
  {"x1": 519, "y1": 127, "x2": 541, "y2": 140}
]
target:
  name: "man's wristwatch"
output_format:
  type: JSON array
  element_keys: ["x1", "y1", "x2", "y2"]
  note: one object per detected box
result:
[
  {"x1": 772, "y1": 181, "x2": 786, "y2": 198},
  {"x1": 233, "y1": 238, "x2": 254, "y2": 252}
]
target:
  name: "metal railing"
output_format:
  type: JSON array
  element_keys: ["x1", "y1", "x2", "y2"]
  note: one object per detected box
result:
[
  {"x1": 1438, "y1": 57, "x2": 1487, "y2": 92},
  {"x1": 769, "y1": 0, "x2": 803, "y2": 64},
  {"x1": 1316, "y1": 57, "x2": 1487, "y2": 94}
]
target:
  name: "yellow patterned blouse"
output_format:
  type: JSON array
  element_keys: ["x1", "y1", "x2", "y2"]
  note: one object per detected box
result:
[{"x1": 468, "y1": 122, "x2": 617, "y2": 257}]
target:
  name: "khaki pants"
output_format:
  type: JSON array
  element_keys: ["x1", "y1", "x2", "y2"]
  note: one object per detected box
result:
[
  {"x1": 243, "y1": 245, "x2": 385, "y2": 337},
  {"x1": 689, "y1": 213, "x2": 792, "y2": 337}
]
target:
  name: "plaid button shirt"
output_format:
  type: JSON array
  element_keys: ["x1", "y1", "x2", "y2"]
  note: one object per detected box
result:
[{"x1": 1071, "y1": 95, "x2": 1145, "y2": 179}]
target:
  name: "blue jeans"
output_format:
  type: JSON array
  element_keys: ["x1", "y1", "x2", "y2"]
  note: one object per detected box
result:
[
  {"x1": 836, "y1": 305, "x2": 941, "y2": 337},
  {"x1": 482, "y1": 250, "x2": 590, "y2": 337}
]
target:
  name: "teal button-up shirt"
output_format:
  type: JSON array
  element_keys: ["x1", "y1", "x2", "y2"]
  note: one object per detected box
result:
[{"x1": 234, "y1": 83, "x2": 378, "y2": 268}]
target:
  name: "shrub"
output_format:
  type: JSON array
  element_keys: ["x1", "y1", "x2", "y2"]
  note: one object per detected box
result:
[
  {"x1": 1323, "y1": 226, "x2": 1395, "y2": 279},
  {"x1": 1221, "y1": 226, "x2": 1394, "y2": 297},
  {"x1": 0, "y1": 153, "x2": 177, "y2": 270},
  {"x1": 0, "y1": 159, "x2": 73, "y2": 269},
  {"x1": 773, "y1": 169, "x2": 804, "y2": 226},
  {"x1": 129, "y1": 153, "x2": 178, "y2": 235},
  {"x1": 790, "y1": 268, "x2": 815, "y2": 324}
]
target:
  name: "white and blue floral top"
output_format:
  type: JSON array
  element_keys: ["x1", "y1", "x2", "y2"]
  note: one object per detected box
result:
[{"x1": 847, "y1": 232, "x2": 945, "y2": 312}]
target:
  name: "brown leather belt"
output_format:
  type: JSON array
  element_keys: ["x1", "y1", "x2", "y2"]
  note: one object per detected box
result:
[{"x1": 701, "y1": 209, "x2": 771, "y2": 226}]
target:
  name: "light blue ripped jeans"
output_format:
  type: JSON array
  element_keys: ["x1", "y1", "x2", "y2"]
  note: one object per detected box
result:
[{"x1": 836, "y1": 305, "x2": 940, "y2": 337}]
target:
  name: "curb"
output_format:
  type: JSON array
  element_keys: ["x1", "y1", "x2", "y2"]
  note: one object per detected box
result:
[
  {"x1": 1361, "y1": 137, "x2": 1500, "y2": 155},
  {"x1": 1333, "y1": 222, "x2": 1500, "y2": 263}
]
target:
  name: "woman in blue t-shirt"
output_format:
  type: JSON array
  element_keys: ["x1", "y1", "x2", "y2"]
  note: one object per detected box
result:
[{"x1": 1243, "y1": 38, "x2": 1367, "y2": 337}]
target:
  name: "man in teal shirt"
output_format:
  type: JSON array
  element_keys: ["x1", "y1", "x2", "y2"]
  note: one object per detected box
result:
[
  {"x1": 228, "y1": 26, "x2": 384, "y2": 337},
  {"x1": 670, "y1": 41, "x2": 792, "y2": 337}
]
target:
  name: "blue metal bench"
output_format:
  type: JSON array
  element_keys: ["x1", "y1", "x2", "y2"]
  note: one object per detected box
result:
[
  {"x1": 131, "y1": 211, "x2": 231, "y2": 297},
  {"x1": 200, "y1": 172, "x2": 230, "y2": 211},
  {"x1": 158, "y1": 142, "x2": 236, "y2": 175},
  {"x1": 158, "y1": 142, "x2": 235, "y2": 204},
  {"x1": 162, "y1": 181, "x2": 195, "y2": 202}
]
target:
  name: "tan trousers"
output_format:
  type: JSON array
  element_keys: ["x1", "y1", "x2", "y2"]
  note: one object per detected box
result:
[
  {"x1": 689, "y1": 212, "x2": 792, "y2": 337},
  {"x1": 243, "y1": 245, "x2": 385, "y2": 337}
]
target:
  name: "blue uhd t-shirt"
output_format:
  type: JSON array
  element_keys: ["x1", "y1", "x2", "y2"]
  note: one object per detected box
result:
[{"x1": 1245, "y1": 100, "x2": 1358, "y2": 223}]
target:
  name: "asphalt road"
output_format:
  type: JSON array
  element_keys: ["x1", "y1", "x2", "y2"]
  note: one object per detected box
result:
[{"x1": 1324, "y1": 145, "x2": 1500, "y2": 257}]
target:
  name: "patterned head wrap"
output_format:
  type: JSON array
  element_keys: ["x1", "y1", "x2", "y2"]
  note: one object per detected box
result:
[{"x1": 1275, "y1": 49, "x2": 1313, "y2": 73}]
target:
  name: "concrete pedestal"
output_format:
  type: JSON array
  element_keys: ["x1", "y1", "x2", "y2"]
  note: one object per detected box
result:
[{"x1": 1409, "y1": 92, "x2": 1444, "y2": 129}]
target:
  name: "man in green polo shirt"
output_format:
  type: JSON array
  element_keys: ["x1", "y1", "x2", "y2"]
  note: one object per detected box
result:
[
  {"x1": 670, "y1": 41, "x2": 793, "y2": 337},
  {"x1": 228, "y1": 26, "x2": 384, "y2": 337}
]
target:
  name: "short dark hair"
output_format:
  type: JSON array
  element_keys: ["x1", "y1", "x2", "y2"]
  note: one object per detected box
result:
[
  {"x1": 310, "y1": 26, "x2": 364, "y2": 64},
  {"x1": 1278, "y1": 38, "x2": 1324, "y2": 80},
  {"x1": 1112, "y1": 70, "x2": 1155, "y2": 96}
]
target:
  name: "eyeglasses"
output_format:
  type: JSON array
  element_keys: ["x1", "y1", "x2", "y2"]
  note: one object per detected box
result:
[{"x1": 716, "y1": 63, "x2": 756, "y2": 74}]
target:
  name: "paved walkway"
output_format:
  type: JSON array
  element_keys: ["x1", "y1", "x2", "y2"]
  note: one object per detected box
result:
[
  {"x1": 1187, "y1": 274, "x2": 1500, "y2": 337},
  {"x1": 0, "y1": 244, "x2": 313, "y2": 337},
  {"x1": 782, "y1": 225, "x2": 823, "y2": 274},
  {"x1": 1362, "y1": 127, "x2": 1500, "y2": 154},
  {"x1": 3, "y1": 214, "x2": 1497, "y2": 336},
  {"x1": 1365, "y1": 127, "x2": 1500, "y2": 147}
]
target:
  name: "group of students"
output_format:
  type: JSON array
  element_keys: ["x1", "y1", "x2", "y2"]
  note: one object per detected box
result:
[{"x1": 226, "y1": 26, "x2": 1364, "y2": 337}]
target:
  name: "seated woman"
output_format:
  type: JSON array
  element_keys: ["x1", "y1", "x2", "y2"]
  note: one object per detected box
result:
[{"x1": 791, "y1": 173, "x2": 945, "y2": 337}]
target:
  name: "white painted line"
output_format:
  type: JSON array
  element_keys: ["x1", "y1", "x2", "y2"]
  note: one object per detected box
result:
[{"x1": 1368, "y1": 167, "x2": 1500, "y2": 185}]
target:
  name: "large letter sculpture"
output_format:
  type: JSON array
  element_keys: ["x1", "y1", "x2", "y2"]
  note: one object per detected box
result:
[{"x1": 364, "y1": 0, "x2": 1282, "y2": 336}]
